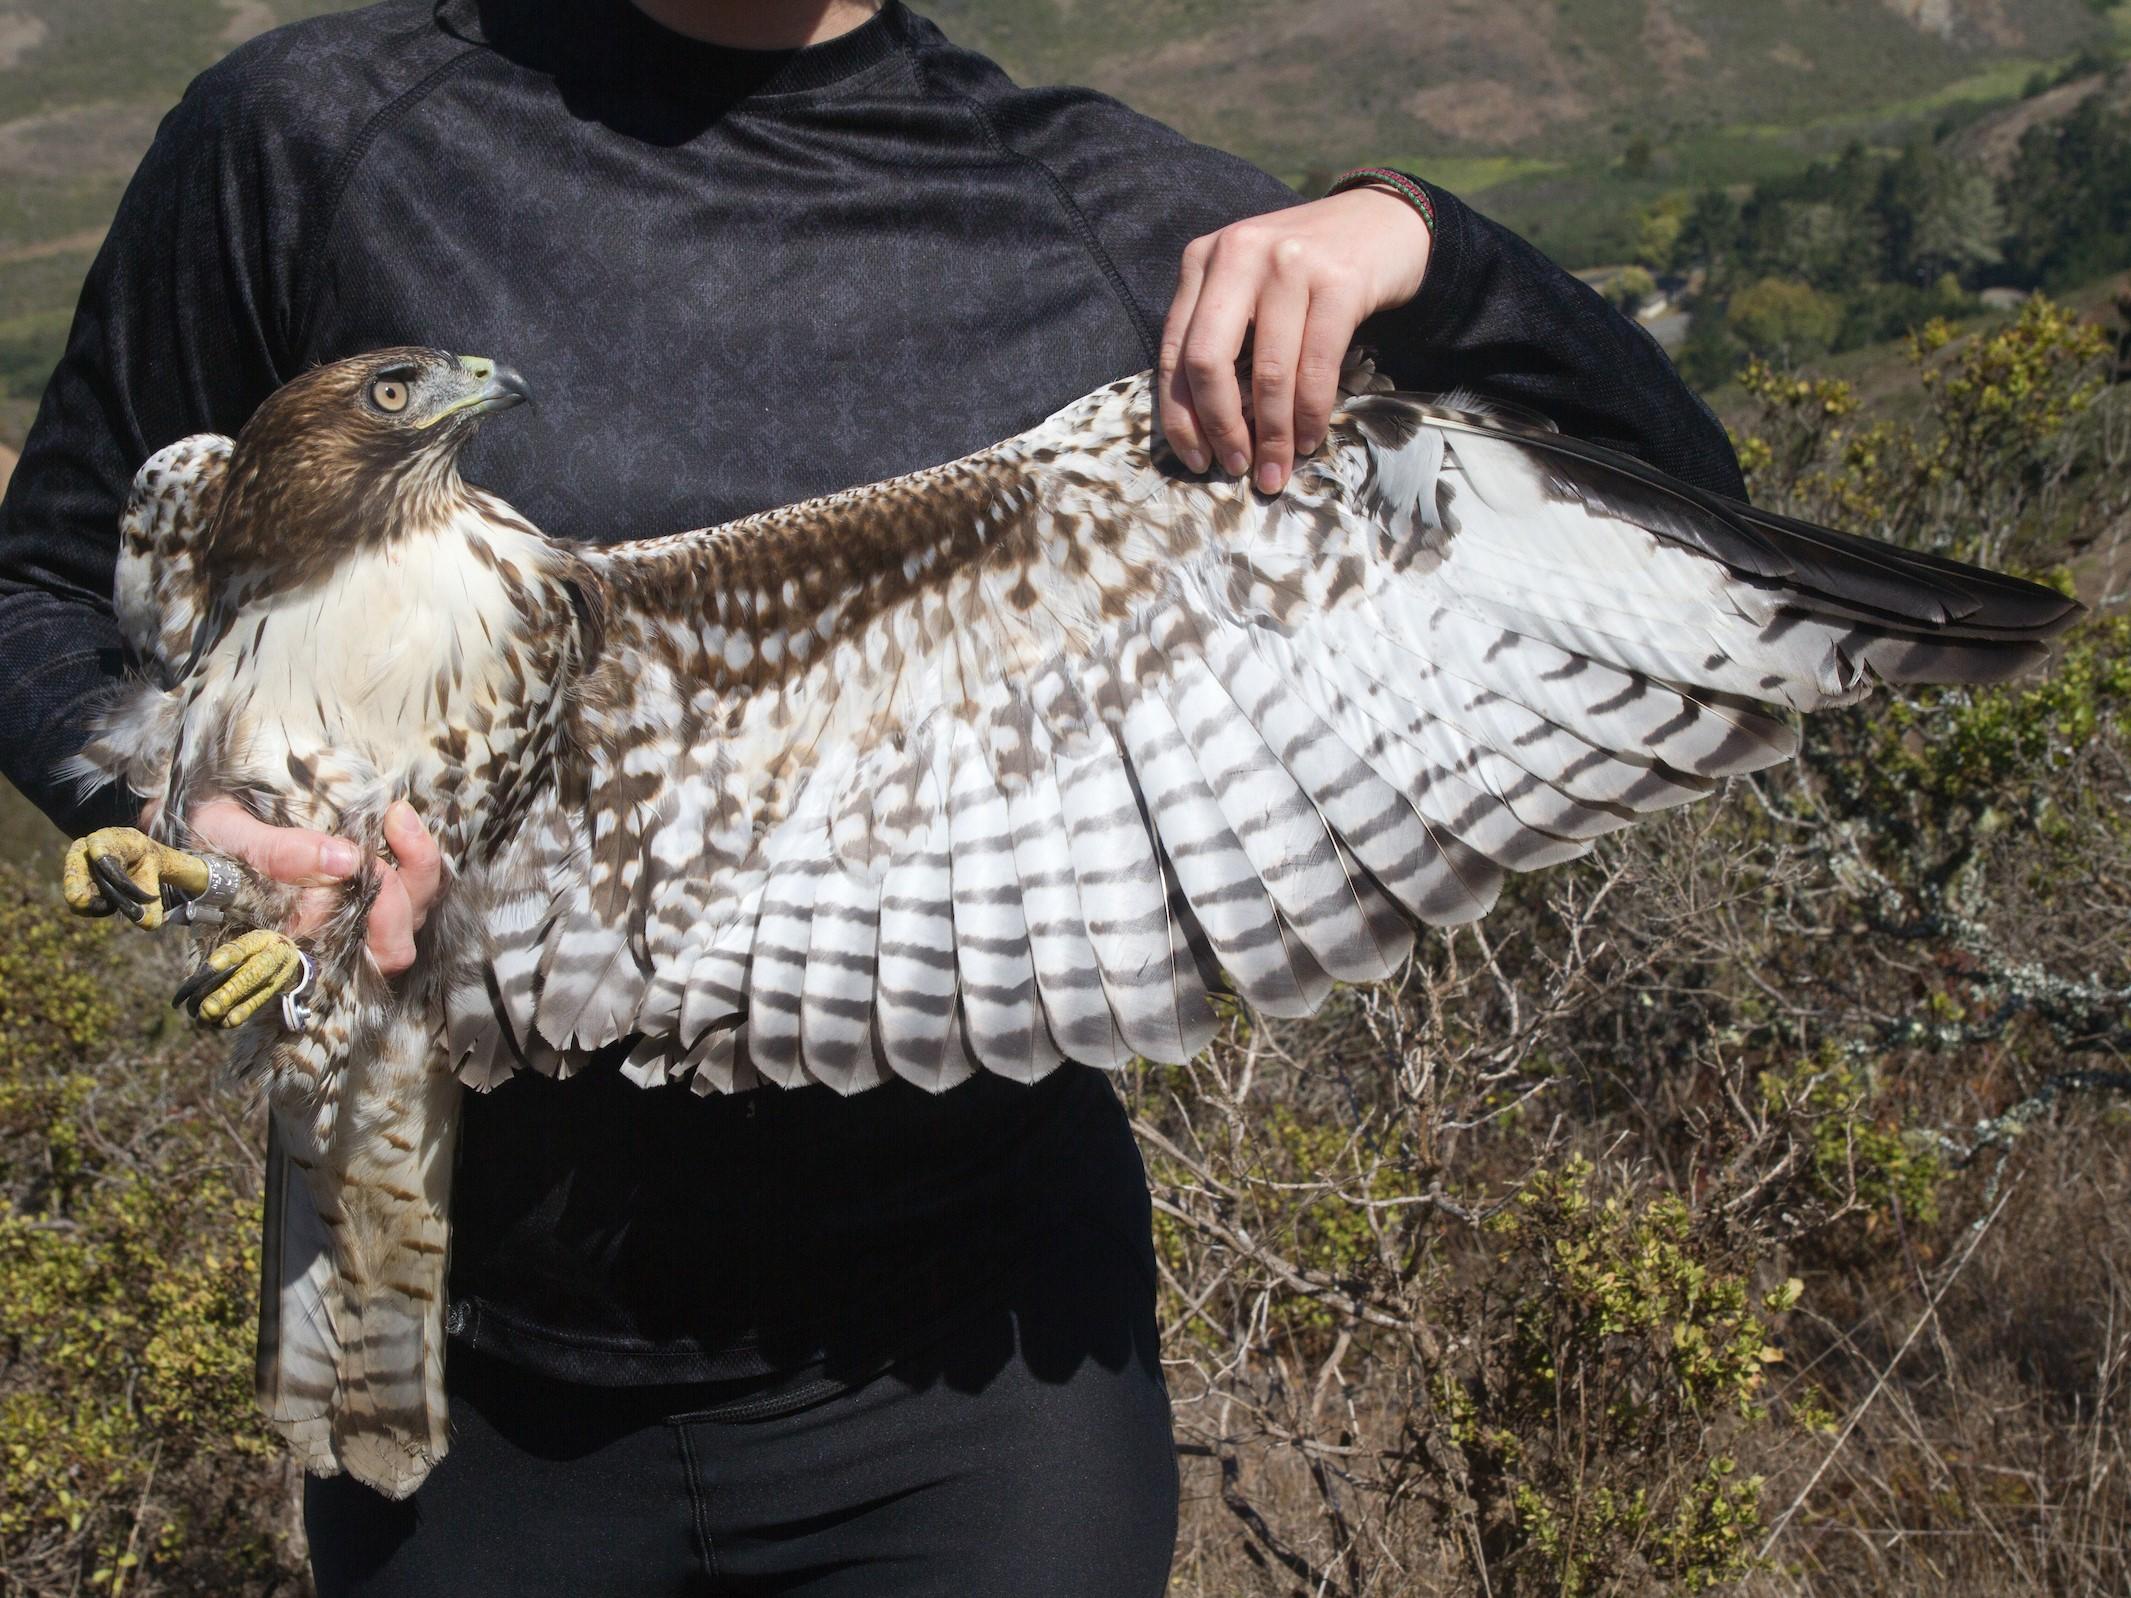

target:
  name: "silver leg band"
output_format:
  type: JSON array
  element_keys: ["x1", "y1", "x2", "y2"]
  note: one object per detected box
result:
[
  {"x1": 280, "y1": 952, "x2": 317, "y2": 1034},
  {"x1": 163, "y1": 855, "x2": 242, "y2": 926}
]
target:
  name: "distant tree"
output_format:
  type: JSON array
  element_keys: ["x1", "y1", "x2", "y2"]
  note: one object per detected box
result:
[
  {"x1": 1874, "y1": 143, "x2": 1932, "y2": 282},
  {"x1": 1608, "y1": 265, "x2": 1658, "y2": 314},
  {"x1": 2001, "y1": 97, "x2": 2131, "y2": 288},
  {"x1": 1909, "y1": 165, "x2": 2004, "y2": 284},
  {"x1": 1678, "y1": 188, "x2": 1740, "y2": 279},
  {"x1": 2114, "y1": 279, "x2": 2131, "y2": 384},
  {"x1": 1727, "y1": 276, "x2": 1842, "y2": 357},
  {"x1": 1633, "y1": 193, "x2": 1690, "y2": 273},
  {"x1": 1766, "y1": 201, "x2": 1882, "y2": 294}
]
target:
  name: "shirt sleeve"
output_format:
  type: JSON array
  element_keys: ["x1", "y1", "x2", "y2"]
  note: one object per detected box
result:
[
  {"x1": 989, "y1": 82, "x2": 1743, "y2": 497},
  {"x1": 1360, "y1": 174, "x2": 1745, "y2": 498},
  {"x1": 0, "y1": 64, "x2": 300, "y2": 837}
]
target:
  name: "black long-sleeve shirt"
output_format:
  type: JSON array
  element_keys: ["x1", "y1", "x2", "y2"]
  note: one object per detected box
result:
[{"x1": 0, "y1": 0, "x2": 1742, "y2": 1396}]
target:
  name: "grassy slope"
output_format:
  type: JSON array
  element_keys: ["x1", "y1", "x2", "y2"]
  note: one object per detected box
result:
[{"x1": 0, "y1": 0, "x2": 345, "y2": 440}]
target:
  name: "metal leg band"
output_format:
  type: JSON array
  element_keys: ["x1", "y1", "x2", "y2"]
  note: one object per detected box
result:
[
  {"x1": 163, "y1": 855, "x2": 242, "y2": 926},
  {"x1": 280, "y1": 951, "x2": 317, "y2": 1034}
]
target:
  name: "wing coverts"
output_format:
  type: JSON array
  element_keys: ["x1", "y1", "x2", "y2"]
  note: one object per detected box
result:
[{"x1": 474, "y1": 369, "x2": 2074, "y2": 1093}]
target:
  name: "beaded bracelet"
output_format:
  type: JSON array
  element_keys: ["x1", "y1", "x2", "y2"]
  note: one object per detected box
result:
[{"x1": 1325, "y1": 166, "x2": 1437, "y2": 238}]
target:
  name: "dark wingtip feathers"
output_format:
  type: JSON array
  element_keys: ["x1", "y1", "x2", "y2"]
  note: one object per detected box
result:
[{"x1": 1372, "y1": 394, "x2": 2083, "y2": 681}]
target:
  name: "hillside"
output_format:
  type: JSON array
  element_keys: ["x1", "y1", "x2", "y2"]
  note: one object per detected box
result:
[
  {"x1": 933, "y1": 0, "x2": 2111, "y2": 172},
  {"x1": 0, "y1": 0, "x2": 2123, "y2": 448}
]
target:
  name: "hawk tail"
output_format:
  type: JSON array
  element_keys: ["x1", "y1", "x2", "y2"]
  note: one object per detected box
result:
[{"x1": 261, "y1": 1017, "x2": 459, "y2": 1500}]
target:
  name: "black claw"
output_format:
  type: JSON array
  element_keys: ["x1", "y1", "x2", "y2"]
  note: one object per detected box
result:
[
  {"x1": 90, "y1": 851, "x2": 155, "y2": 906},
  {"x1": 172, "y1": 961, "x2": 232, "y2": 1013}
]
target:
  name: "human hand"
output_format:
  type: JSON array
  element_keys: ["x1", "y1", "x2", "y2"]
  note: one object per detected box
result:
[
  {"x1": 1160, "y1": 184, "x2": 1433, "y2": 495},
  {"x1": 176, "y1": 797, "x2": 442, "y2": 976}
]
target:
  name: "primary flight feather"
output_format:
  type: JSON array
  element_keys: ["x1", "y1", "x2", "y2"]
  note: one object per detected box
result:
[{"x1": 58, "y1": 346, "x2": 2076, "y2": 1496}]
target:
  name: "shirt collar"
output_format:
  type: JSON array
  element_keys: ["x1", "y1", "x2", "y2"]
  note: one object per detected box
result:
[{"x1": 434, "y1": 0, "x2": 908, "y2": 100}]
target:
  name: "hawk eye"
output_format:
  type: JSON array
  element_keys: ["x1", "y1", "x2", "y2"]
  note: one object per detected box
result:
[{"x1": 370, "y1": 377, "x2": 411, "y2": 414}]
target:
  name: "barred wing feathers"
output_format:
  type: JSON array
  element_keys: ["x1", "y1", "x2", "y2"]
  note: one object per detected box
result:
[{"x1": 462, "y1": 369, "x2": 2073, "y2": 1093}]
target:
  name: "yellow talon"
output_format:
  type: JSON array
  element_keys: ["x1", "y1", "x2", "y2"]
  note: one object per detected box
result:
[
  {"x1": 179, "y1": 929, "x2": 306, "y2": 1029},
  {"x1": 61, "y1": 826, "x2": 212, "y2": 931}
]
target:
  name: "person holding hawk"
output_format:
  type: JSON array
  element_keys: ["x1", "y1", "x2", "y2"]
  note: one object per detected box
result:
[{"x1": 0, "y1": 0, "x2": 1792, "y2": 1591}]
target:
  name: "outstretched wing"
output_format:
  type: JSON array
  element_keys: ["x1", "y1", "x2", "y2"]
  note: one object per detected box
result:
[{"x1": 454, "y1": 366, "x2": 2075, "y2": 1095}]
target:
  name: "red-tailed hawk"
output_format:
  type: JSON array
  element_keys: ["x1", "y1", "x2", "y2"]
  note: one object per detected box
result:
[{"x1": 58, "y1": 347, "x2": 2076, "y2": 1497}]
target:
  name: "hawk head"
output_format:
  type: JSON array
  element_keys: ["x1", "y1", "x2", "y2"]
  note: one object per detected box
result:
[{"x1": 207, "y1": 347, "x2": 531, "y2": 584}]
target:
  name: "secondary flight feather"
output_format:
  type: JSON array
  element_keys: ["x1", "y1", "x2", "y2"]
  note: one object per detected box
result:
[{"x1": 58, "y1": 346, "x2": 2077, "y2": 1495}]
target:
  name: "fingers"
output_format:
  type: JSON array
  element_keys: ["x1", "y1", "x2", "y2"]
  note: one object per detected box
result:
[
  {"x1": 189, "y1": 797, "x2": 362, "y2": 887},
  {"x1": 177, "y1": 797, "x2": 435, "y2": 978},
  {"x1": 1247, "y1": 255, "x2": 1312, "y2": 493},
  {"x1": 1158, "y1": 238, "x2": 1213, "y2": 474},
  {"x1": 364, "y1": 802, "x2": 439, "y2": 978},
  {"x1": 1294, "y1": 284, "x2": 1363, "y2": 464},
  {"x1": 1163, "y1": 223, "x2": 1363, "y2": 494},
  {"x1": 1175, "y1": 251, "x2": 1261, "y2": 480},
  {"x1": 382, "y1": 800, "x2": 443, "y2": 924},
  {"x1": 284, "y1": 885, "x2": 339, "y2": 941},
  {"x1": 366, "y1": 869, "x2": 419, "y2": 977},
  {"x1": 1167, "y1": 189, "x2": 1433, "y2": 491}
]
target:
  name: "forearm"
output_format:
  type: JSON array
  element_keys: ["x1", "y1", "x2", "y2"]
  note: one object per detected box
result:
[
  {"x1": 0, "y1": 60, "x2": 304, "y2": 843},
  {"x1": 0, "y1": 591, "x2": 137, "y2": 836},
  {"x1": 1363, "y1": 179, "x2": 1745, "y2": 499}
]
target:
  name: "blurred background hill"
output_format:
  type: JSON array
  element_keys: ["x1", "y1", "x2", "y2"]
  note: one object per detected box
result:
[{"x1": 2, "y1": 0, "x2": 2130, "y2": 460}]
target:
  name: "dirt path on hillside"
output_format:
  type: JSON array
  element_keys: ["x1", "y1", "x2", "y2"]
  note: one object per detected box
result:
[{"x1": 0, "y1": 226, "x2": 105, "y2": 266}]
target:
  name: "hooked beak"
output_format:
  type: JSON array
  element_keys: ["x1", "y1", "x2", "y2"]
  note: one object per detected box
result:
[
  {"x1": 422, "y1": 354, "x2": 533, "y2": 428},
  {"x1": 456, "y1": 355, "x2": 531, "y2": 415}
]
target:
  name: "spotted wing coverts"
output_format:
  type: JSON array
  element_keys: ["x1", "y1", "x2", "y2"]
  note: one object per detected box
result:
[{"x1": 463, "y1": 364, "x2": 2074, "y2": 1095}]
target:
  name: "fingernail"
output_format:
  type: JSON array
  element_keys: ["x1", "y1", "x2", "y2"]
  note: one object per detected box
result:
[
  {"x1": 1299, "y1": 434, "x2": 1321, "y2": 458},
  {"x1": 1257, "y1": 462, "x2": 1285, "y2": 494},
  {"x1": 1182, "y1": 447, "x2": 1210, "y2": 474},
  {"x1": 1222, "y1": 449, "x2": 1249, "y2": 477},
  {"x1": 323, "y1": 840, "x2": 361, "y2": 876}
]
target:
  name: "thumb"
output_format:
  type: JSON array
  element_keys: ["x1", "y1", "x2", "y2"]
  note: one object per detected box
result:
[{"x1": 188, "y1": 798, "x2": 364, "y2": 886}]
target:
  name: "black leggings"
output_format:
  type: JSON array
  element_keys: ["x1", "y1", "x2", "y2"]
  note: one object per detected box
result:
[{"x1": 306, "y1": 1227, "x2": 1179, "y2": 1596}]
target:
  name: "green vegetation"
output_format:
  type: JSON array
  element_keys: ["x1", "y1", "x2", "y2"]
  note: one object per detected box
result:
[
  {"x1": 1465, "y1": 1160, "x2": 1789, "y2": 1595},
  {"x1": 1660, "y1": 81, "x2": 2131, "y2": 386},
  {"x1": 0, "y1": 863, "x2": 298, "y2": 1595}
]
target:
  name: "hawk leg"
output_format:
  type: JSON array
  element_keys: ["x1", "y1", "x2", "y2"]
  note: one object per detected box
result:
[
  {"x1": 63, "y1": 826, "x2": 312, "y2": 1030},
  {"x1": 61, "y1": 825, "x2": 215, "y2": 931},
  {"x1": 173, "y1": 928, "x2": 311, "y2": 1030}
]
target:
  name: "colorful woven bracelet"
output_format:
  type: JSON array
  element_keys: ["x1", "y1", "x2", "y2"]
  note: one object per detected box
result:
[{"x1": 1326, "y1": 166, "x2": 1437, "y2": 238}]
